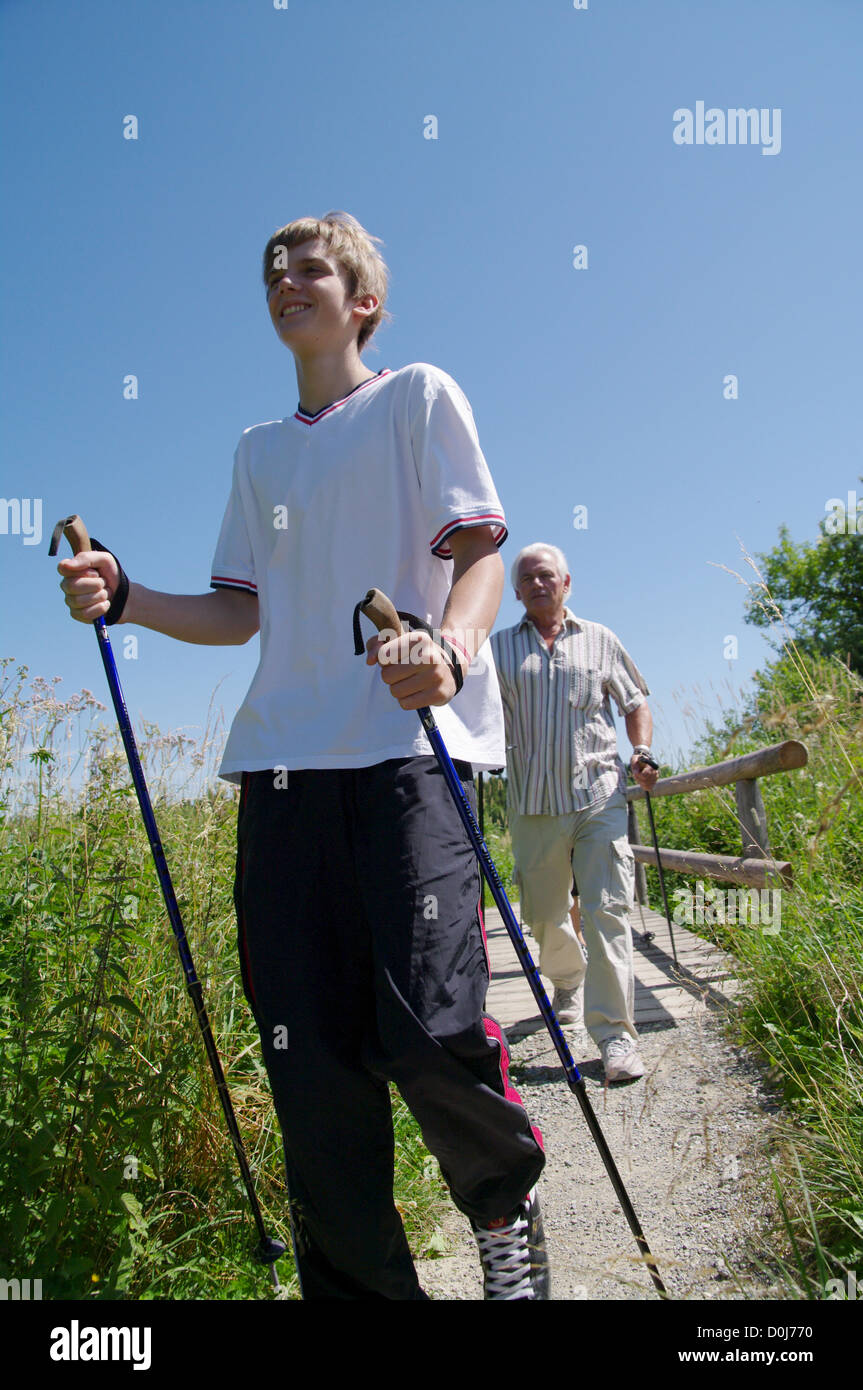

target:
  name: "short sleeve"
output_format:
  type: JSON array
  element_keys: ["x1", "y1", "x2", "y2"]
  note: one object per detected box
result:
[
  {"x1": 604, "y1": 637, "x2": 650, "y2": 716},
  {"x1": 409, "y1": 368, "x2": 507, "y2": 559},
  {"x1": 210, "y1": 445, "x2": 257, "y2": 595}
]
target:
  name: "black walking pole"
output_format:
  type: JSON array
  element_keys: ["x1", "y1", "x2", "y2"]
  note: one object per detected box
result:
[
  {"x1": 50, "y1": 515, "x2": 286, "y2": 1290},
  {"x1": 634, "y1": 753, "x2": 679, "y2": 969},
  {"x1": 354, "y1": 590, "x2": 667, "y2": 1299}
]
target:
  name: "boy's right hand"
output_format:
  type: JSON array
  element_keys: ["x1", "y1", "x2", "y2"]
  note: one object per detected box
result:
[{"x1": 58, "y1": 550, "x2": 122, "y2": 624}]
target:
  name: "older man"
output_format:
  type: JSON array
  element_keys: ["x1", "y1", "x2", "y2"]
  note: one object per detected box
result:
[{"x1": 490, "y1": 543, "x2": 657, "y2": 1083}]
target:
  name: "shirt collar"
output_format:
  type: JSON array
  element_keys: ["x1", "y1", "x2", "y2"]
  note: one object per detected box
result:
[{"x1": 517, "y1": 606, "x2": 582, "y2": 635}]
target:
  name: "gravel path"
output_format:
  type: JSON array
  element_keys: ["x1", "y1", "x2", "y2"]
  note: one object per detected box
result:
[{"x1": 415, "y1": 1009, "x2": 786, "y2": 1301}]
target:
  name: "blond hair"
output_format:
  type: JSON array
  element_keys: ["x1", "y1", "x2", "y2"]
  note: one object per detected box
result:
[{"x1": 262, "y1": 211, "x2": 390, "y2": 351}]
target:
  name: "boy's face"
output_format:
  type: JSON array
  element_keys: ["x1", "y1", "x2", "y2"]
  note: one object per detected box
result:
[{"x1": 265, "y1": 237, "x2": 372, "y2": 354}]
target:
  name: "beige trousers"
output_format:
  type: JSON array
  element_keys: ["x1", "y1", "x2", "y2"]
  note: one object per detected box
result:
[{"x1": 510, "y1": 792, "x2": 637, "y2": 1044}]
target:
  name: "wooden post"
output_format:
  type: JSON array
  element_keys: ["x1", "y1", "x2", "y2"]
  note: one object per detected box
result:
[
  {"x1": 736, "y1": 778, "x2": 771, "y2": 859},
  {"x1": 627, "y1": 799, "x2": 648, "y2": 905}
]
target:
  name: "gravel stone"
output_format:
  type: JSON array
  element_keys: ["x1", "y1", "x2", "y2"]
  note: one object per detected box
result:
[{"x1": 415, "y1": 1009, "x2": 787, "y2": 1301}]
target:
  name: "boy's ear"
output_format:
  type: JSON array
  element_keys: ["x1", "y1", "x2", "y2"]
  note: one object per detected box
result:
[{"x1": 353, "y1": 293, "x2": 379, "y2": 321}]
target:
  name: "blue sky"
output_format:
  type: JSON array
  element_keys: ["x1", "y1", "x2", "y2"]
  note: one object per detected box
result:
[{"x1": 2, "y1": 0, "x2": 861, "y2": 773}]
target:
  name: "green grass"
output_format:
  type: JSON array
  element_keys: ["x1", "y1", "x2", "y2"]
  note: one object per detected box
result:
[
  {"x1": 0, "y1": 658, "x2": 449, "y2": 1299},
  {"x1": 639, "y1": 648, "x2": 863, "y2": 1289}
]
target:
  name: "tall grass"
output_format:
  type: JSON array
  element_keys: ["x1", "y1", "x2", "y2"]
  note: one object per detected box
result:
[
  {"x1": 642, "y1": 647, "x2": 863, "y2": 1290},
  {"x1": 0, "y1": 659, "x2": 448, "y2": 1299}
]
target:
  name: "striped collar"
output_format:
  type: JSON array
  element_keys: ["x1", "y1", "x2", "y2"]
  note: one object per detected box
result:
[
  {"x1": 293, "y1": 369, "x2": 391, "y2": 425},
  {"x1": 517, "y1": 606, "x2": 582, "y2": 636}
]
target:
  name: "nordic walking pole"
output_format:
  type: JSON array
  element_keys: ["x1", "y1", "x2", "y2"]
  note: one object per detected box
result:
[
  {"x1": 354, "y1": 590, "x2": 667, "y2": 1299},
  {"x1": 49, "y1": 515, "x2": 286, "y2": 1290},
  {"x1": 634, "y1": 753, "x2": 679, "y2": 969}
]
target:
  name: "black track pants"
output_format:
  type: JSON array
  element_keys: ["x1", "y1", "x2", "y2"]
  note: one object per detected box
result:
[{"x1": 234, "y1": 757, "x2": 545, "y2": 1300}]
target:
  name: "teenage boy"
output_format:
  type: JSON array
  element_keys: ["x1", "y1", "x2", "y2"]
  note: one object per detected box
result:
[{"x1": 58, "y1": 212, "x2": 547, "y2": 1301}]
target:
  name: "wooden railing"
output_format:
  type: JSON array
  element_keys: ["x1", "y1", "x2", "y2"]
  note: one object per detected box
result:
[{"x1": 625, "y1": 740, "x2": 808, "y2": 896}]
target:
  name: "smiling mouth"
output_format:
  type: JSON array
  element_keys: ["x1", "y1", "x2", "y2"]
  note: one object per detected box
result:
[{"x1": 280, "y1": 303, "x2": 311, "y2": 318}]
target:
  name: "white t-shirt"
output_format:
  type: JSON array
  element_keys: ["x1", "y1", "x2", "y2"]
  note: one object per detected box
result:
[{"x1": 211, "y1": 363, "x2": 508, "y2": 782}]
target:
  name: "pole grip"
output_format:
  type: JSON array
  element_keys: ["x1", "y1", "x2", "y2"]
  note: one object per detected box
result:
[
  {"x1": 48, "y1": 514, "x2": 92, "y2": 557},
  {"x1": 359, "y1": 588, "x2": 403, "y2": 636}
]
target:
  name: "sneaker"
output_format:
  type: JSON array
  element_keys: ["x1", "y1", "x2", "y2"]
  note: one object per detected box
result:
[
  {"x1": 552, "y1": 983, "x2": 584, "y2": 1028},
  {"x1": 471, "y1": 1188, "x2": 551, "y2": 1300},
  {"x1": 601, "y1": 1034, "x2": 645, "y2": 1083}
]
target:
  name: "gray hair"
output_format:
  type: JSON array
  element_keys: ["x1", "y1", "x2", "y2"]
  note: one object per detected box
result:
[{"x1": 511, "y1": 542, "x2": 571, "y2": 594}]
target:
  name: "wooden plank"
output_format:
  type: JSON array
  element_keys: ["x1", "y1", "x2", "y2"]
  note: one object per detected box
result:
[
  {"x1": 630, "y1": 843, "x2": 792, "y2": 888},
  {"x1": 483, "y1": 907, "x2": 737, "y2": 1037}
]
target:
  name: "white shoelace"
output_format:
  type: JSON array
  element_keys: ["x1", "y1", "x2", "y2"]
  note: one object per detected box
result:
[{"x1": 474, "y1": 1207, "x2": 535, "y2": 1299}]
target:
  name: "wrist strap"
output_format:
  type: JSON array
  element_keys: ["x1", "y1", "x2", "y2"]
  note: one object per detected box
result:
[
  {"x1": 89, "y1": 537, "x2": 130, "y2": 626},
  {"x1": 440, "y1": 630, "x2": 472, "y2": 669}
]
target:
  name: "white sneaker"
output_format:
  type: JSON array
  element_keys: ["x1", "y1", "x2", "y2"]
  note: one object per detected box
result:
[
  {"x1": 600, "y1": 1034, "x2": 645, "y2": 1083},
  {"x1": 552, "y1": 983, "x2": 584, "y2": 1028},
  {"x1": 470, "y1": 1189, "x2": 551, "y2": 1300}
]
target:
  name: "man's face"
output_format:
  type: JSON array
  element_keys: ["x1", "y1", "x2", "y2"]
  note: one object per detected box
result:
[
  {"x1": 515, "y1": 551, "x2": 570, "y2": 623},
  {"x1": 265, "y1": 237, "x2": 367, "y2": 352}
]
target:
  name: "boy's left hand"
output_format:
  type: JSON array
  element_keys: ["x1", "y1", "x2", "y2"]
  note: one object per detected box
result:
[{"x1": 366, "y1": 631, "x2": 461, "y2": 709}]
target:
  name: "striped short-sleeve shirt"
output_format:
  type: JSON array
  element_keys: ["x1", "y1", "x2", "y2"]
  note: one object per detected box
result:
[{"x1": 490, "y1": 609, "x2": 649, "y2": 814}]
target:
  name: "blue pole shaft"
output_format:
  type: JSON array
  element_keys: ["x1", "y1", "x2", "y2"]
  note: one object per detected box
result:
[{"x1": 95, "y1": 621, "x2": 199, "y2": 982}]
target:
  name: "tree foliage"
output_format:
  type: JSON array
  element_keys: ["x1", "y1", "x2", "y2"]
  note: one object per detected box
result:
[{"x1": 744, "y1": 489, "x2": 863, "y2": 674}]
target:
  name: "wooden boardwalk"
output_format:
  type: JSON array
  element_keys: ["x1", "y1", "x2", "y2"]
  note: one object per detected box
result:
[{"x1": 483, "y1": 903, "x2": 738, "y2": 1039}]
